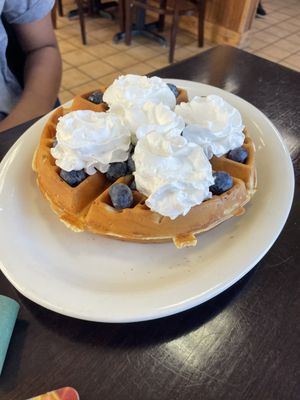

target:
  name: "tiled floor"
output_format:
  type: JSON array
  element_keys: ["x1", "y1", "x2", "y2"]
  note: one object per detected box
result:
[{"x1": 55, "y1": 0, "x2": 300, "y2": 103}]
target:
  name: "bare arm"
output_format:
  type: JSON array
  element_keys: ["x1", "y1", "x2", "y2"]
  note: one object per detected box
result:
[{"x1": 0, "y1": 13, "x2": 62, "y2": 132}]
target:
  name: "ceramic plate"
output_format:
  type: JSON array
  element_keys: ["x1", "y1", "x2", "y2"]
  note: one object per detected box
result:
[{"x1": 0, "y1": 80, "x2": 294, "y2": 322}]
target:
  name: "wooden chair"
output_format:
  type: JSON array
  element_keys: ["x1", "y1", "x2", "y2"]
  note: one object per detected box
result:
[
  {"x1": 124, "y1": 0, "x2": 206, "y2": 63},
  {"x1": 57, "y1": 0, "x2": 64, "y2": 17},
  {"x1": 53, "y1": 0, "x2": 120, "y2": 44},
  {"x1": 52, "y1": 0, "x2": 88, "y2": 44},
  {"x1": 74, "y1": 0, "x2": 88, "y2": 44}
]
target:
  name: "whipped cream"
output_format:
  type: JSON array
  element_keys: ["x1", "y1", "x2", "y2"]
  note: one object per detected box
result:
[
  {"x1": 109, "y1": 101, "x2": 185, "y2": 142},
  {"x1": 136, "y1": 102, "x2": 185, "y2": 140},
  {"x1": 103, "y1": 74, "x2": 176, "y2": 110},
  {"x1": 133, "y1": 132, "x2": 214, "y2": 219},
  {"x1": 51, "y1": 110, "x2": 131, "y2": 174},
  {"x1": 175, "y1": 95, "x2": 245, "y2": 159}
]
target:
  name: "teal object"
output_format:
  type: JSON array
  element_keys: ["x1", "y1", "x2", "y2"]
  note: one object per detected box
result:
[{"x1": 0, "y1": 295, "x2": 20, "y2": 375}]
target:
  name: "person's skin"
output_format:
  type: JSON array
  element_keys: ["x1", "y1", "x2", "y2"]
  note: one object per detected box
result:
[{"x1": 0, "y1": 12, "x2": 62, "y2": 132}]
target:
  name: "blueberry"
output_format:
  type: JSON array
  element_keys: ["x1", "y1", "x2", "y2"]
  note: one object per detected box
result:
[
  {"x1": 127, "y1": 156, "x2": 135, "y2": 173},
  {"x1": 60, "y1": 169, "x2": 87, "y2": 187},
  {"x1": 87, "y1": 91, "x2": 103, "y2": 104},
  {"x1": 210, "y1": 171, "x2": 233, "y2": 195},
  {"x1": 109, "y1": 183, "x2": 133, "y2": 209},
  {"x1": 167, "y1": 83, "x2": 179, "y2": 98},
  {"x1": 106, "y1": 162, "x2": 128, "y2": 182},
  {"x1": 227, "y1": 146, "x2": 248, "y2": 163}
]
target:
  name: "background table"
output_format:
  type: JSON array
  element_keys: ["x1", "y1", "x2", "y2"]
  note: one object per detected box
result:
[{"x1": 0, "y1": 45, "x2": 299, "y2": 400}]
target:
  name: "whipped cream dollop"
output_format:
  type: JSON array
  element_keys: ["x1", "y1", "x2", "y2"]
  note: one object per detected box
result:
[
  {"x1": 175, "y1": 95, "x2": 245, "y2": 159},
  {"x1": 133, "y1": 131, "x2": 214, "y2": 219},
  {"x1": 51, "y1": 110, "x2": 131, "y2": 174},
  {"x1": 103, "y1": 74, "x2": 176, "y2": 110},
  {"x1": 110, "y1": 101, "x2": 185, "y2": 142},
  {"x1": 135, "y1": 102, "x2": 185, "y2": 140}
]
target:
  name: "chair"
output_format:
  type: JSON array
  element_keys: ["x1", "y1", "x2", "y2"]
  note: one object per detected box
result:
[
  {"x1": 53, "y1": 0, "x2": 119, "y2": 44},
  {"x1": 57, "y1": 0, "x2": 64, "y2": 16},
  {"x1": 124, "y1": 0, "x2": 206, "y2": 63},
  {"x1": 52, "y1": 0, "x2": 88, "y2": 44}
]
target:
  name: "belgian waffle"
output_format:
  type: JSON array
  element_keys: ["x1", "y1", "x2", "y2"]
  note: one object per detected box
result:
[{"x1": 32, "y1": 87, "x2": 256, "y2": 248}]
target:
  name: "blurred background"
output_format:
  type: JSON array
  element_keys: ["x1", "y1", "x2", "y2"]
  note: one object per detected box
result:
[{"x1": 52, "y1": 0, "x2": 300, "y2": 103}]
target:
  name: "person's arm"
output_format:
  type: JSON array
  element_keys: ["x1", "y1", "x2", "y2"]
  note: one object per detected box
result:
[{"x1": 0, "y1": 12, "x2": 62, "y2": 132}]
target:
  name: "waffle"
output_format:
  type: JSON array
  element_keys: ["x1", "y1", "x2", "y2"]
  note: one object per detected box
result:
[
  {"x1": 210, "y1": 129, "x2": 257, "y2": 196},
  {"x1": 32, "y1": 87, "x2": 256, "y2": 248}
]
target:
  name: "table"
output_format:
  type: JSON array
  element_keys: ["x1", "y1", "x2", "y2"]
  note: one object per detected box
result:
[
  {"x1": 113, "y1": 0, "x2": 167, "y2": 45},
  {"x1": 0, "y1": 45, "x2": 299, "y2": 400}
]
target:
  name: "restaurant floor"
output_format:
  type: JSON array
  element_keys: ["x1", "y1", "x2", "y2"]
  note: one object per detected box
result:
[{"x1": 56, "y1": 0, "x2": 300, "y2": 104}]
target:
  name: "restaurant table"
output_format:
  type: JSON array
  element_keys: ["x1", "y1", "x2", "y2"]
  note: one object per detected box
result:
[
  {"x1": 0, "y1": 45, "x2": 299, "y2": 400},
  {"x1": 113, "y1": 0, "x2": 167, "y2": 44}
]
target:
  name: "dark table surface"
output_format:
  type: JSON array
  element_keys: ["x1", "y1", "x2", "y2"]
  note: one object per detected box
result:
[{"x1": 0, "y1": 45, "x2": 300, "y2": 400}]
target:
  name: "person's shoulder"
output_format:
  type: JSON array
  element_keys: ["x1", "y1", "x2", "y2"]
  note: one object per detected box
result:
[{"x1": 3, "y1": 0, "x2": 54, "y2": 24}]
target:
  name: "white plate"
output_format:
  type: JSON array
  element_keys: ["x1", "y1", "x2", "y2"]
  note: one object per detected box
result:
[{"x1": 0, "y1": 80, "x2": 294, "y2": 322}]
